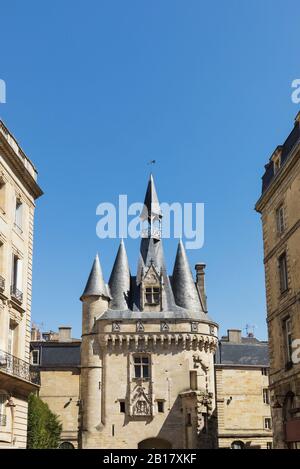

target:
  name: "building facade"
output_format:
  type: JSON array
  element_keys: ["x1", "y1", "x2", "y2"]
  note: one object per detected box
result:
[
  {"x1": 30, "y1": 327, "x2": 81, "y2": 449},
  {"x1": 0, "y1": 121, "x2": 42, "y2": 448},
  {"x1": 79, "y1": 175, "x2": 219, "y2": 449},
  {"x1": 215, "y1": 329, "x2": 273, "y2": 449},
  {"x1": 256, "y1": 112, "x2": 300, "y2": 448}
]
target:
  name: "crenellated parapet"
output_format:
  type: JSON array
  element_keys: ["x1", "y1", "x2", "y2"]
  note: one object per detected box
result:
[{"x1": 98, "y1": 331, "x2": 218, "y2": 352}]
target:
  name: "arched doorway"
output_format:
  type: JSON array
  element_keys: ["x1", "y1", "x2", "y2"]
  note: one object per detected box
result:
[
  {"x1": 138, "y1": 438, "x2": 172, "y2": 449},
  {"x1": 59, "y1": 441, "x2": 75, "y2": 449},
  {"x1": 231, "y1": 440, "x2": 245, "y2": 449}
]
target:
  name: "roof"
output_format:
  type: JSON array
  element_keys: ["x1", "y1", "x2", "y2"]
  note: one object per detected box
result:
[
  {"x1": 0, "y1": 120, "x2": 43, "y2": 199},
  {"x1": 31, "y1": 342, "x2": 81, "y2": 368},
  {"x1": 81, "y1": 253, "x2": 110, "y2": 300},
  {"x1": 82, "y1": 175, "x2": 215, "y2": 323},
  {"x1": 108, "y1": 239, "x2": 131, "y2": 310},
  {"x1": 215, "y1": 340, "x2": 269, "y2": 367},
  {"x1": 261, "y1": 116, "x2": 300, "y2": 194}
]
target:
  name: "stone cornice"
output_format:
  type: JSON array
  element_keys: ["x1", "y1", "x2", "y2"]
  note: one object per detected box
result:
[
  {"x1": 98, "y1": 332, "x2": 218, "y2": 352},
  {"x1": 255, "y1": 140, "x2": 300, "y2": 213},
  {"x1": 0, "y1": 121, "x2": 43, "y2": 200}
]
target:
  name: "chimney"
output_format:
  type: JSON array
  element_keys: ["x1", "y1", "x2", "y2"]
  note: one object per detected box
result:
[
  {"x1": 195, "y1": 263, "x2": 207, "y2": 311},
  {"x1": 31, "y1": 327, "x2": 38, "y2": 341},
  {"x1": 227, "y1": 329, "x2": 242, "y2": 344},
  {"x1": 58, "y1": 326, "x2": 72, "y2": 342}
]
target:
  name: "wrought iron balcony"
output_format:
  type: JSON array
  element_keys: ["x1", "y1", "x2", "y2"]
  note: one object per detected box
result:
[
  {"x1": 0, "y1": 349, "x2": 40, "y2": 386},
  {"x1": 10, "y1": 284, "x2": 23, "y2": 303},
  {"x1": 0, "y1": 275, "x2": 5, "y2": 291}
]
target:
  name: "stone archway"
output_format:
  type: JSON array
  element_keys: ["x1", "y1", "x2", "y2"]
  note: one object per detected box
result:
[{"x1": 138, "y1": 438, "x2": 172, "y2": 449}]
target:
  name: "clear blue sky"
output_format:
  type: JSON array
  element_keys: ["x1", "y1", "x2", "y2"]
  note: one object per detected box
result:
[{"x1": 1, "y1": 1, "x2": 299, "y2": 339}]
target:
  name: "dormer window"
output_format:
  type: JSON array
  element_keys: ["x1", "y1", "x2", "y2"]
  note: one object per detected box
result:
[{"x1": 145, "y1": 286, "x2": 160, "y2": 305}]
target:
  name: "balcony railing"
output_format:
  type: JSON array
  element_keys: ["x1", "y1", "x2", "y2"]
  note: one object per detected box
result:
[
  {"x1": 10, "y1": 285, "x2": 23, "y2": 303},
  {"x1": 0, "y1": 349, "x2": 40, "y2": 385},
  {"x1": 0, "y1": 276, "x2": 5, "y2": 291}
]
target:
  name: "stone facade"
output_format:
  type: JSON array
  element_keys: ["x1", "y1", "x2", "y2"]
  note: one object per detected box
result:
[
  {"x1": 79, "y1": 175, "x2": 219, "y2": 449},
  {"x1": 0, "y1": 120, "x2": 42, "y2": 447},
  {"x1": 30, "y1": 327, "x2": 80, "y2": 448},
  {"x1": 215, "y1": 330, "x2": 273, "y2": 449},
  {"x1": 256, "y1": 112, "x2": 300, "y2": 448}
]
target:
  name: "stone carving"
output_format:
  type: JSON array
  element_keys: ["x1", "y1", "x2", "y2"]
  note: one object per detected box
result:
[
  {"x1": 193, "y1": 354, "x2": 209, "y2": 371},
  {"x1": 161, "y1": 321, "x2": 169, "y2": 332},
  {"x1": 131, "y1": 384, "x2": 151, "y2": 416},
  {"x1": 136, "y1": 321, "x2": 144, "y2": 332},
  {"x1": 191, "y1": 322, "x2": 198, "y2": 332},
  {"x1": 196, "y1": 390, "x2": 213, "y2": 434},
  {"x1": 112, "y1": 322, "x2": 121, "y2": 332}
]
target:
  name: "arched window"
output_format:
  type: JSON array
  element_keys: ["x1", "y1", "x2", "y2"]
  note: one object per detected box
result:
[
  {"x1": 0, "y1": 392, "x2": 8, "y2": 427},
  {"x1": 231, "y1": 440, "x2": 244, "y2": 449},
  {"x1": 59, "y1": 441, "x2": 75, "y2": 449}
]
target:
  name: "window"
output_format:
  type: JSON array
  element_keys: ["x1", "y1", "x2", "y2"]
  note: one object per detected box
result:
[
  {"x1": 133, "y1": 355, "x2": 150, "y2": 379},
  {"x1": 266, "y1": 442, "x2": 273, "y2": 449},
  {"x1": 278, "y1": 252, "x2": 288, "y2": 293},
  {"x1": 261, "y1": 368, "x2": 268, "y2": 376},
  {"x1": 0, "y1": 393, "x2": 7, "y2": 426},
  {"x1": 0, "y1": 242, "x2": 4, "y2": 289},
  {"x1": 190, "y1": 370, "x2": 197, "y2": 391},
  {"x1": 14, "y1": 199, "x2": 23, "y2": 229},
  {"x1": 0, "y1": 179, "x2": 6, "y2": 213},
  {"x1": 263, "y1": 388, "x2": 270, "y2": 405},
  {"x1": 119, "y1": 401, "x2": 125, "y2": 413},
  {"x1": 145, "y1": 287, "x2": 160, "y2": 305},
  {"x1": 276, "y1": 205, "x2": 285, "y2": 234},
  {"x1": 8, "y1": 323, "x2": 14, "y2": 355},
  {"x1": 11, "y1": 254, "x2": 23, "y2": 301},
  {"x1": 284, "y1": 317, "x2": 293, "y2": 363},
  {"x1": 157, "y1": 401, "x2": 164, "y2": 413},
  {"x1": 31, "y1": 350, "x2": 39, "y2": 366},
  {"x1": 264, "y1": 417, "x2": 272, "y2": 430}
]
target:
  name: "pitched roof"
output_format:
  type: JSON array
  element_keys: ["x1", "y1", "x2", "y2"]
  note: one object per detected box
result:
[
  {"x1": 215, "y1": 340, "x2": 269, "y2": 366},
  {"x1": 108, "y1": 240, "x2": 131, "y2": 310},
  {"x1": 81, "y1": 254, "x2": 110, "y2": 300},
  {"x1": 93, "y1": 175, "x2": 215, "y2": 323},
  {"x1": 172, "y1": 240, "x2": 202, "y2": 312},
  {"x1": 140, "y1": 173, "x2": 162, "y2": 221}
]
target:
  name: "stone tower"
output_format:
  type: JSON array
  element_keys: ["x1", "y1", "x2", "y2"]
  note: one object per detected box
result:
[{"x1": 79, "y1": 175, "x2": 218, "y2": 449}]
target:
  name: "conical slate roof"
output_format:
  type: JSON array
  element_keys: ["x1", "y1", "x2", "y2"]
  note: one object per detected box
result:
[
  {"x1": 140, "y1": 173, "x2": 162, "y2": 221},
  {"x1": 109, "y1": 240, "x2": 131, "y2": 310},
  {"x1": 82, "y1": 176, "x2": 213, "y2": 323},
  {"x1": 81, "y1": 254, "x2": 109, "y2": 300},
  {"x1": 172, "y1": 240, "x2": 202, "y2": 312}
]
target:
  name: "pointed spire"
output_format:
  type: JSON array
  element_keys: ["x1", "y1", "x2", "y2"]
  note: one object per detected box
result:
[
  {"x1": 140, "y1": 174, "x2": 162, "y2": 221},
  {"x1": 81, "y1": 253, "x2": 109, "y2": 300},
  {"x1": 172, "y1": 240, "x2": 202, "y2": 312},
  {"x1": 109, "y1": 240, "x2": 131, "y2": 310}
]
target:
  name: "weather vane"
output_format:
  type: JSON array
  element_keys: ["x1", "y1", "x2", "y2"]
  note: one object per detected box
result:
[{"x1": 148, "y1": 160, "x2": 156, "y2": 166}]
